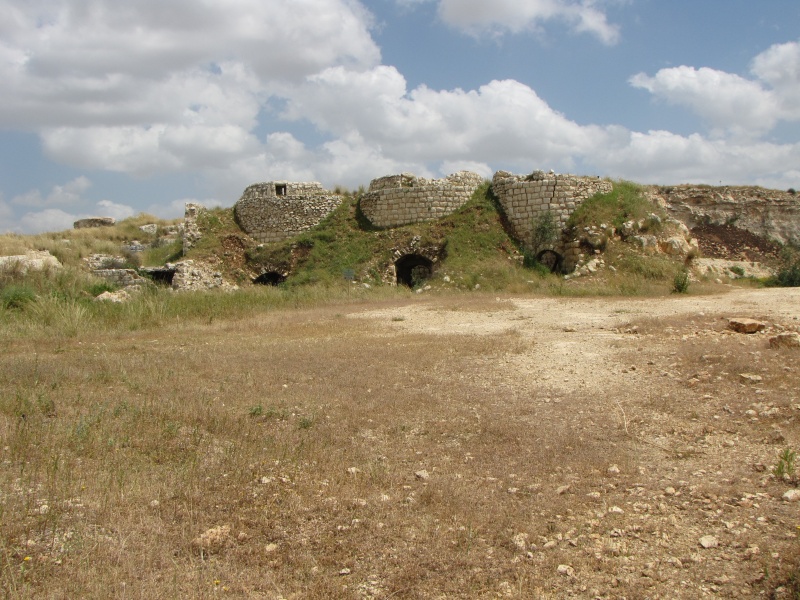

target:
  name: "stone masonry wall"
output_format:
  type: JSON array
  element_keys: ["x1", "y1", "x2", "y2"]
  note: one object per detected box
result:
[
  {"x1": 359, "y1": 171, "x2": 484, "y2": 228},
  {"x1": 649, "y1": 185, "x2": 800, "y2": 244},
  {"x1": 234, "y1": 182, "x2": 343, "y2": 243},
  {"x1": 491, "y1": 170, "x2": 612, "y2": 267}
]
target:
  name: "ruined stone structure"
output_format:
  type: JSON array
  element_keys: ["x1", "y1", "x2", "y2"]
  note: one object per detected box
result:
[
  {"x1": 233, "y1": 182, "x2": 343, "y2": 244},
  {"x1": 359, "y1": 171, "x2": 484, "y2": 228},
  {"x1": 74, "y1": 217, "x2": 115, "y2": 229},
  {"x1": 649, "y1": 186, "x2": 800, "y2": 244},
  {"x1": 491, "y1": 170, "x2": 612, "y2": 269}
]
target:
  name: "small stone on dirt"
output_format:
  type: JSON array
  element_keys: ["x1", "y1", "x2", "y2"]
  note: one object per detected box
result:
[
  {"x1": 414, "y1": 470, "x2": 430, "y2": 481},
  {"x1": 557, "y1": 564, "x2": 575, "y2": 577},
  {"x1": 782, "y1": 489, "x2": 800, "y2": 502},
  {"x1": 739, "y1": 373, "x2": 763, "y2": 384},
  {"x1": 699, "y1": 535, "x2": 719, "y2": 549}
]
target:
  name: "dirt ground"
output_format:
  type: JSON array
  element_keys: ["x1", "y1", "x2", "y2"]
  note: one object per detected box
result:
[
  {"x1": 352, "y1": 286, "x2": 800, "y2": 598},
  {"x1": 4, "y1": 286, "x2": 799, "y2": 599}
]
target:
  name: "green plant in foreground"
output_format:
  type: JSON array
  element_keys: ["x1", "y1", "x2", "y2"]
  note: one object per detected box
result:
[
  {"x1": 773, "y1": 447, "x2": 797, "y2": 481},
  {"x1": 1, "y1": 284, "x2": 37, "y2": 309},
  {"x1": 672, "y1": 268, "x2": 690, "y2": 294}
]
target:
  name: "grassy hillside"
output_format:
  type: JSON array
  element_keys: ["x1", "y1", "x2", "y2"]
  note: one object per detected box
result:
[{"x1": 5, "y1": 179, "x2": 795, "y2": 340}]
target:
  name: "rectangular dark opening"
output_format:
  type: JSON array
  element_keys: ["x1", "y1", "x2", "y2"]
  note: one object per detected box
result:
[{"x1": 275, "y1": 184, "x2": 287, "y2": 196}]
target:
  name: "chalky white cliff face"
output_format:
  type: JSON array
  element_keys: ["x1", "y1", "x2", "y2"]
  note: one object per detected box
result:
[{"x1": 650, "y1": 186, "x2": 800, "y2": 245}]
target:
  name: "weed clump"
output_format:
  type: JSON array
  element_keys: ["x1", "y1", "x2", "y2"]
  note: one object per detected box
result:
[
  {"x1": 773, "y1": 447, "x2": 797, "y2": 482},
  {"x1": 672, "y1": 268, "x2": 690, "y2": 294}
]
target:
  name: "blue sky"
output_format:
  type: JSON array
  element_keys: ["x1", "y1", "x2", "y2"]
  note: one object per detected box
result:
[{"x1": 1, "y1": 0, "x2": 799, "y2": 234}]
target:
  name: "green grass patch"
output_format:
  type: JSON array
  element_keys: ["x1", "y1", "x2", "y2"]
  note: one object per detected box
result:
[{"x1": 568, "y1": 180, "x2": 665, "y2": 231}]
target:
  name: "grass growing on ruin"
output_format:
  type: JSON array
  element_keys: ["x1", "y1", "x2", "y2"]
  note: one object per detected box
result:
[
  {"x1": 247, "y1": 183, "x2": 535, "y2": 291},
  {"x1": 567, "y1": 180, "x2": 665, "y2": 231}
]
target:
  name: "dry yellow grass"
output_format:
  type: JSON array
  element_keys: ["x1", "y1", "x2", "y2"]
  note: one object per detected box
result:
[{"x1": 1, "y1": 291, "x2": 799, "y2": 598}]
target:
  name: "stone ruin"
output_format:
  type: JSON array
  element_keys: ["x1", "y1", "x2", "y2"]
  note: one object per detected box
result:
[
  {"x1": 74, "y1": 217, "x2": 116, "y2": 229},
  {"x1": 491, "y1": 170, "x2": 613, "y2": 271},
  {"x1": 190, "y1": 167, "x2": 799, "y2": 285},
  {"x1": 233, "y1": 181, "x2": 343, "y2": 244},
  {"x1": 359, "y1": 171, "x2": 484, "y2": 228}
]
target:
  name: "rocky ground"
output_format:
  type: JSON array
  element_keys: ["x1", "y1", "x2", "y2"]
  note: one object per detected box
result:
[{"x1": 354, "y1": 287, "x2": 800, "y2": 598}]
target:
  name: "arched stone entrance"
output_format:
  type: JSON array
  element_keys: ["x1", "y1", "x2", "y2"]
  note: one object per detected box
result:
[
  {"x1": 536, "y1": 249, "x2": 564, "y2": 273},
  {"x1": 253, "y1": 271, "x2": 287, "y2": 286},
  {"x1": 395, "y1": 254, "x2": 434, "y2": 288}
]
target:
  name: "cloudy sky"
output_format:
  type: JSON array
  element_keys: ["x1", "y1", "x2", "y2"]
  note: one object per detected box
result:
[{"x1": 1, "y1": 0, "x2": 799, "y2": 233}]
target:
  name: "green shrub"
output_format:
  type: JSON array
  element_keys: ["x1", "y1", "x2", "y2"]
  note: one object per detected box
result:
[
  {"x1": 1, "y1": 284, "x2": 37, "y2": 309},
  {"x1": 773, "y1": 447, "x2": 796, "y2": 480},
  {"x1": 774, "y1": 261, "x2": 800, "y2": 287},
  {"x1": 729, "y1": 265, "x2": 745, "y2": 277},
  {"x1": 529, "y1": 210, "x2": 559, "y2": 252},
  {"x1": 672, "y1": 268, "x2": 690, "y2": 294},
  {"x1": 766, "y1": 243, "x2": 800, "y2": 287}
]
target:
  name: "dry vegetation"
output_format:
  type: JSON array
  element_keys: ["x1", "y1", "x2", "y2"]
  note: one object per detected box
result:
[{"x1": 2, "y1": 288, "x2": 799, "y2": 599}]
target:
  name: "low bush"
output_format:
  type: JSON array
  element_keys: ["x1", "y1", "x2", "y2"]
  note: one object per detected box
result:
[{"x1": 672, "y1": 268, "x2": 690, "y2": 294}]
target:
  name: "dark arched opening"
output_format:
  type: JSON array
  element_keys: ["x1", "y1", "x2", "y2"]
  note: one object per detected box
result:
[
  {"x1": 536, "y1": 249, "x2": 564, "y2": 273},
  {"x1": 254, "y1": 271, "x2": 287, "y2": 286},
  {"x1": 141, "y1": 266, "x2": 176, "y2": 286},
  {"x1": 395, "y1": 254, "x2": 433, "y2": 288}
]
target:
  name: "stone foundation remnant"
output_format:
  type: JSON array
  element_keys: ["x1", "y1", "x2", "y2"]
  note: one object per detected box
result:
[
  {"x1": 74, "y1": 217, "x2": 116, "y2": 229},
  {"x1": 491, "y1": 170, "x2": 612, "y2": 271},
  {"x1": 233, "y1": 181, "x2": 343, "y2": 244},
  {"x1": 359, "y1": 171, "x2": 484, "y2": 228}
]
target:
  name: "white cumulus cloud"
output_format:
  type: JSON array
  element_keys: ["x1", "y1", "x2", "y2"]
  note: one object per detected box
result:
[
  {"x1": 96, "y1": 200, "x2": 135, "y2": 221},
  {"x1": 0, "y1": 0, "x2": 380, "y2": 176},
  {"x1": 11, "y1": 176, "x2": 92, "y2": 208},
  {"x1": 18, "y1": 208, "x2": 78, "y2": 234},
  {"x1": 420, "y1": 0, "x2": 620, "y2": 44},
  {"x1": 282, "y1": 66, "x2": 615, "y2": 171},
  {"x1": 630, "y1": 40, "x2": 800, "y2": 139}
]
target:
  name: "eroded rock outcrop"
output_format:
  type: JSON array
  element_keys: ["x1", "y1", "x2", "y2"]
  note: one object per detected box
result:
[
  {"x1": 0, "y1": 250, "x2": 62, "y2": 273},
  {"x1": 651, "y1": 185, "x2": 800, "y2": 244}
]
